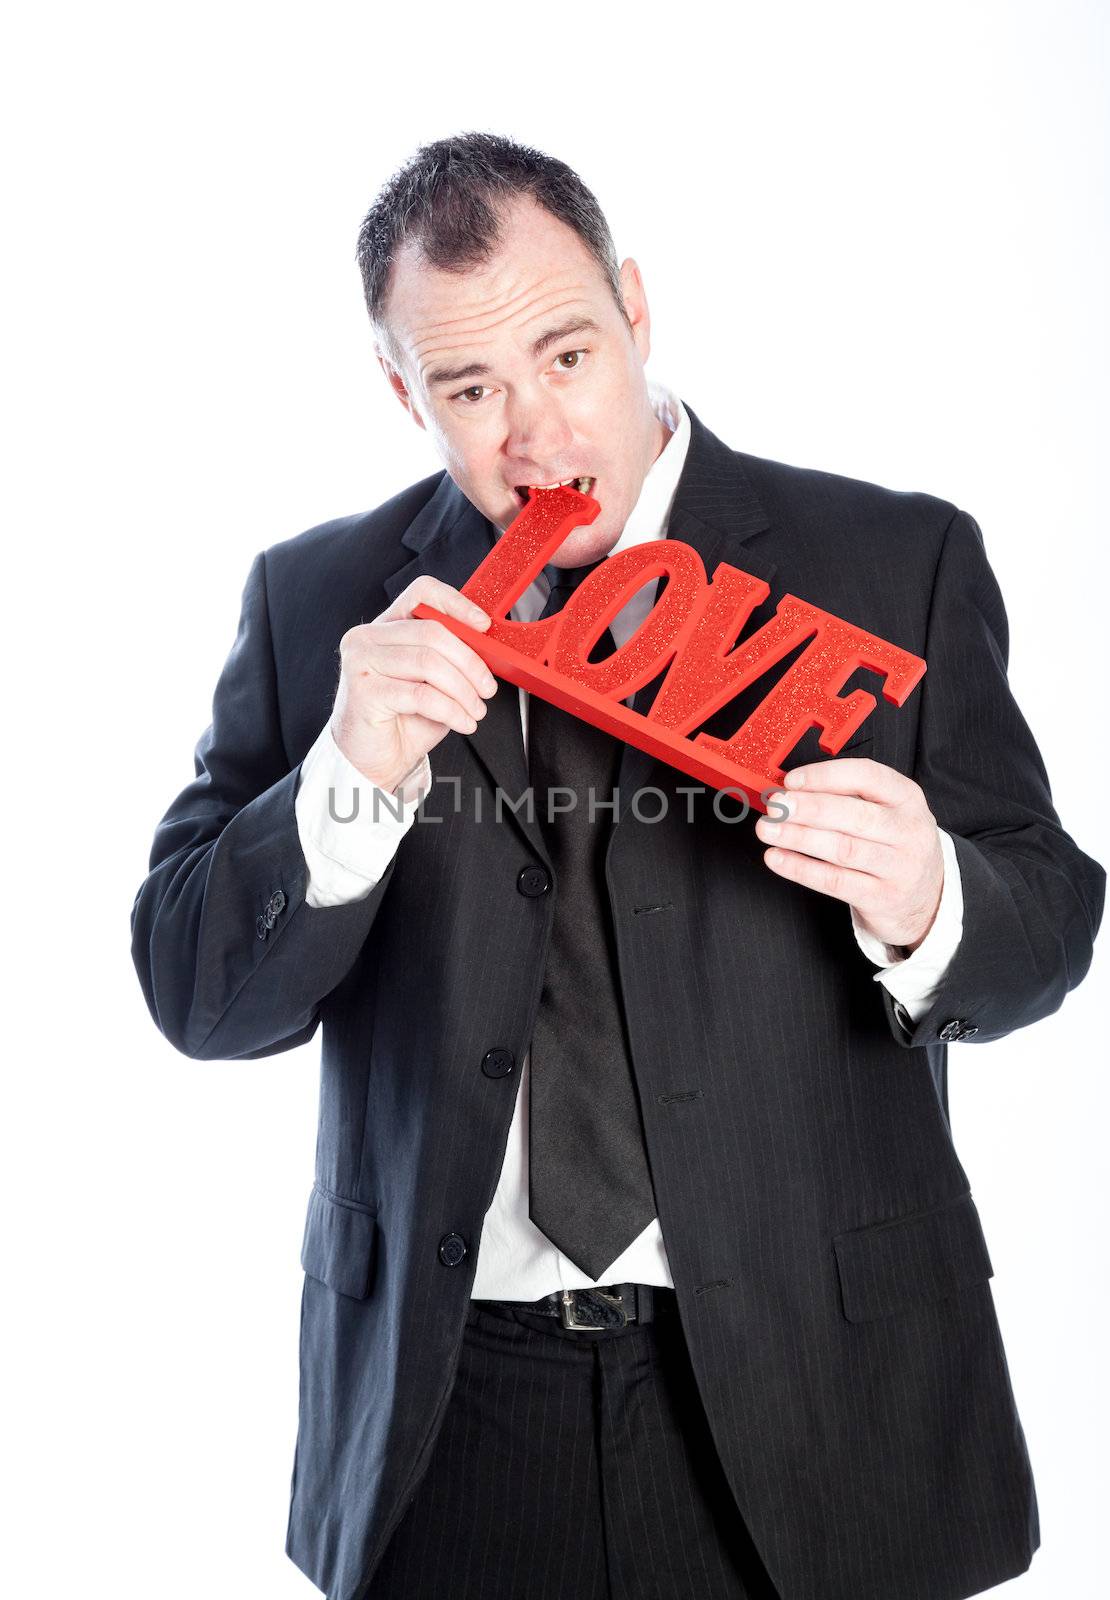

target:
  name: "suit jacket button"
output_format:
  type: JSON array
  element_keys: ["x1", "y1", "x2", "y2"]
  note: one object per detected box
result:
[
  {"x1": 481, "y1": 1047, "x2": 516, "y2": 1079},
  {"x1": 939, "y1": 1019, "x2": 965, "y2": 1041},
  {"x1": 438, "y1": 1233, "x2": 468, "y2": 1267},
  {"x1": 256, "y1": 914, "x2": 270, "y2": 940},
  {"x1": 517, "y1": 864, "x2": 550, "y2": 898},
  {"x1": 268, "y1": 890, "x2": 286, "y2": 916}
]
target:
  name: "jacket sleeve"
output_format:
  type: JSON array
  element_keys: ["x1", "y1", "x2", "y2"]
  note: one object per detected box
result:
[
  {"x1": 130, "y1": 549, "x2": 401, "y2": 1060},
  {"x1": 880, "y1": 507, "x2": 1105, "y2": 1049}
]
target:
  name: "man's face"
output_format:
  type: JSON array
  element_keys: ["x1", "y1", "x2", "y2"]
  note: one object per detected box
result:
[{"x1": 375, "y1": 195, "x2": 669, "y2": 567}]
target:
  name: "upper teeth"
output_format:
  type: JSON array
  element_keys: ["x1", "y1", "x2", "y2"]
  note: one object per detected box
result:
[{"x1": 526, "y1": 477, "x2": 593, "y2": 491}]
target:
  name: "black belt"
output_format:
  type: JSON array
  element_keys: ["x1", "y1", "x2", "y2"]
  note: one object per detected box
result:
[{"x1": 476, "y1": 1282, "x2": 675, "y2": 1331}]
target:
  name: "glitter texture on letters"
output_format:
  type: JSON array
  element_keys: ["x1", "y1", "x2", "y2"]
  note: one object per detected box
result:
[{"x1": 412, "y1": 485, "x2": 925, "y2": 814}]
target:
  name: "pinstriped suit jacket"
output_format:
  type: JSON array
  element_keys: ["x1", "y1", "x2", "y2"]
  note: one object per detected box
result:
[{"x1": 131, "y1": 400, "x2": 1105, "y2": 1600}]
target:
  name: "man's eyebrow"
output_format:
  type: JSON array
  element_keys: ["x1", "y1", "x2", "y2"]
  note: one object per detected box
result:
[
  {"x1": 529, "y1": 315, "x2": 601, "y2": 360},
  {"x1": 424, "y1": 316, "x2": 602, "y2": 389}
]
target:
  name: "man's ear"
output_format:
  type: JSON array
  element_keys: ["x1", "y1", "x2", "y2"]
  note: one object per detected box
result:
[
  {"x1": 618, "y1": 257, "x2": 652, "y2": 365},
  {"x1": 376, "y1": 350, "x2": 427, "y2": 432}
]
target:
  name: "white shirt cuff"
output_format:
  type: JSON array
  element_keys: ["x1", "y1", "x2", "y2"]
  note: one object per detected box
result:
[
  {"x1": 294, "y1": 722, "x2": 432, "y2": 908},
  {"x1": 851, "y1": 827, "x2": 964, "y2": 1028}
]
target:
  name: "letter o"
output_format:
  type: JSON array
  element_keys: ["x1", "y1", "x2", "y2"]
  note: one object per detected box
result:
[{"x1": 550, "y1": 540, "x2": 708, "y2": 699}]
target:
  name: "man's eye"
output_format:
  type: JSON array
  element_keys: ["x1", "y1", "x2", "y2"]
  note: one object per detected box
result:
[{"x1": 450, "y1": 349, "x2": 587, "y2": 402}]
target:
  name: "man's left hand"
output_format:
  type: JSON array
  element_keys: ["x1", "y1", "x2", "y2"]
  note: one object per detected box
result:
[{"x1": 754, "y1": 757, "x2": 945, "y2": 954}]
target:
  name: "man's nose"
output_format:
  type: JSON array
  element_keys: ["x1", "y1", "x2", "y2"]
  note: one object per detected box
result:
[{"x1": 504, "y1": 389, "x2": 576, "y2": 474}]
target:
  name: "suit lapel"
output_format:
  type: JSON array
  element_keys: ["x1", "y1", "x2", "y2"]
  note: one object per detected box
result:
[{"x1": 380, "y1": 400, "x2": 779, "y2": 856}]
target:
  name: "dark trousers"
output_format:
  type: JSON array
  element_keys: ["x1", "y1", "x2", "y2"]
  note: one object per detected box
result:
[{"x1": 365, "y1": 1289, "x2": 782, "y2": 1599}]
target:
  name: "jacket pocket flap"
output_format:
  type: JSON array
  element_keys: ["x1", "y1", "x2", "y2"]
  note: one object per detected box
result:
[
  {"x1": 300, "y1": 1183, "x2": 378, "y2": 1299},
  {"x1": 832, "y1": 1191, "x2": 994, "y2": 1324}
]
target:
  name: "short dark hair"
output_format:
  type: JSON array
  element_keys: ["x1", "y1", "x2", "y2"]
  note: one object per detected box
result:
[{"x1": 356, "y1": 131, "x2": 630, "y2": 369}]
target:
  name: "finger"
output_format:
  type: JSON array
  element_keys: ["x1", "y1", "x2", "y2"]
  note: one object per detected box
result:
[
  {"x1": 783, "y1": 756, "x2": 911, "y2": 805},
  {"x1": 385, "y1": 577, "x2": 492, "y2": 631},
  {"x1": 754, "y1": 814, "x2": 898, "y2": 877},
  {"x1": 367, "y1": 617, "x2": 499, "y2": 701},
  {"x1": 376, "y1": 674, "x2": 481, "y2": 736},
  {"x1": 761, "y1": 844, "x2": 886, "y2": 908},
  {"x1": 375, "y1": 640, "x2": 492, "y2": 722},
  {"x1": 768, "y1": 788, "x2": 899, "y2": 846}
]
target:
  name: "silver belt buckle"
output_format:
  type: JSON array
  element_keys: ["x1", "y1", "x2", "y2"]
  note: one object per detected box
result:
[{"x1": 557, "y1": 1287, "x2": 630, "y2": 1330}]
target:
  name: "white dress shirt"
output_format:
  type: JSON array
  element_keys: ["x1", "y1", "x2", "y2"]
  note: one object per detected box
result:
[{"x1": 293, "y1": 381, "x2": 965, "y2": 1298}]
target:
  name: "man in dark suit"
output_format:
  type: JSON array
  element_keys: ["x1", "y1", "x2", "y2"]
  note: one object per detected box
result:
[{"x1": 131, "y1": 132, "x2": 1104, "y2": 1600}]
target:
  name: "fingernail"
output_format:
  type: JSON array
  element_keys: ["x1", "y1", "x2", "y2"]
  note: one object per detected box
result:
[
  {"x1": 760, "y1": 820, "x2": 782, "y2": 839},
  {"x1": 785, "y1": 770, "x2": 805, "y2": 787}
]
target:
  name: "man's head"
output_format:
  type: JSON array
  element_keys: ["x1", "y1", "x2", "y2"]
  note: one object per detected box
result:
[{"x1": 356, "y1": 132, "x2": 669, "y2": 567}]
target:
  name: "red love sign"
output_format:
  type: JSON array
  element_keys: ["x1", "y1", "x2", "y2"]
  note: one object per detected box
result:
[{"x1": 413, "y1": 485, "x2": 925, "y2": 813}]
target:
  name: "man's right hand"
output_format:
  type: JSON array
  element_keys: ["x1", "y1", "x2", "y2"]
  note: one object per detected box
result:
[{"x1": 331, "y1": 577, "x2": 499, "y2": 794}]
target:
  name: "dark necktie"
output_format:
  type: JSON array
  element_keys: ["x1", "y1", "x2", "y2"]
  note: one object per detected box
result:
[{"x1": 526, "y1": 557, "x2": 659, "y2": 1280}]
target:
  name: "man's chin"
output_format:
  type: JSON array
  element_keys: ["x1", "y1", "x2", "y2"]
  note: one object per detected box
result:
[{"x1": 552, "y1": 523, "x2": 621, "y2": 567}]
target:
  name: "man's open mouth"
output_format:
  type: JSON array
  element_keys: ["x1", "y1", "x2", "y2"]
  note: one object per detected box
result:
[{"x1": 514, "y1": 476, "x2": 595, "y2": 506}]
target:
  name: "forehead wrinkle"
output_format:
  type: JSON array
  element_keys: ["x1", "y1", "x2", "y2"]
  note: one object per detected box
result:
[{"x1": 408, "y1": 280, "x2": 601, "y2": 385}]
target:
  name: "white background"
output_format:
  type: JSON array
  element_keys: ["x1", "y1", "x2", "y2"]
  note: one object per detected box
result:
[{"x1": 3, "y1": 2, "x2": 1106, "y2": 1595}]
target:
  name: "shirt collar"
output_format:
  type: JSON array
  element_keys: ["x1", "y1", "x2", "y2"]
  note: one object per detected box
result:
[{"x1": 608, "y1": 378, "x2": 691, "y2": 554}]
